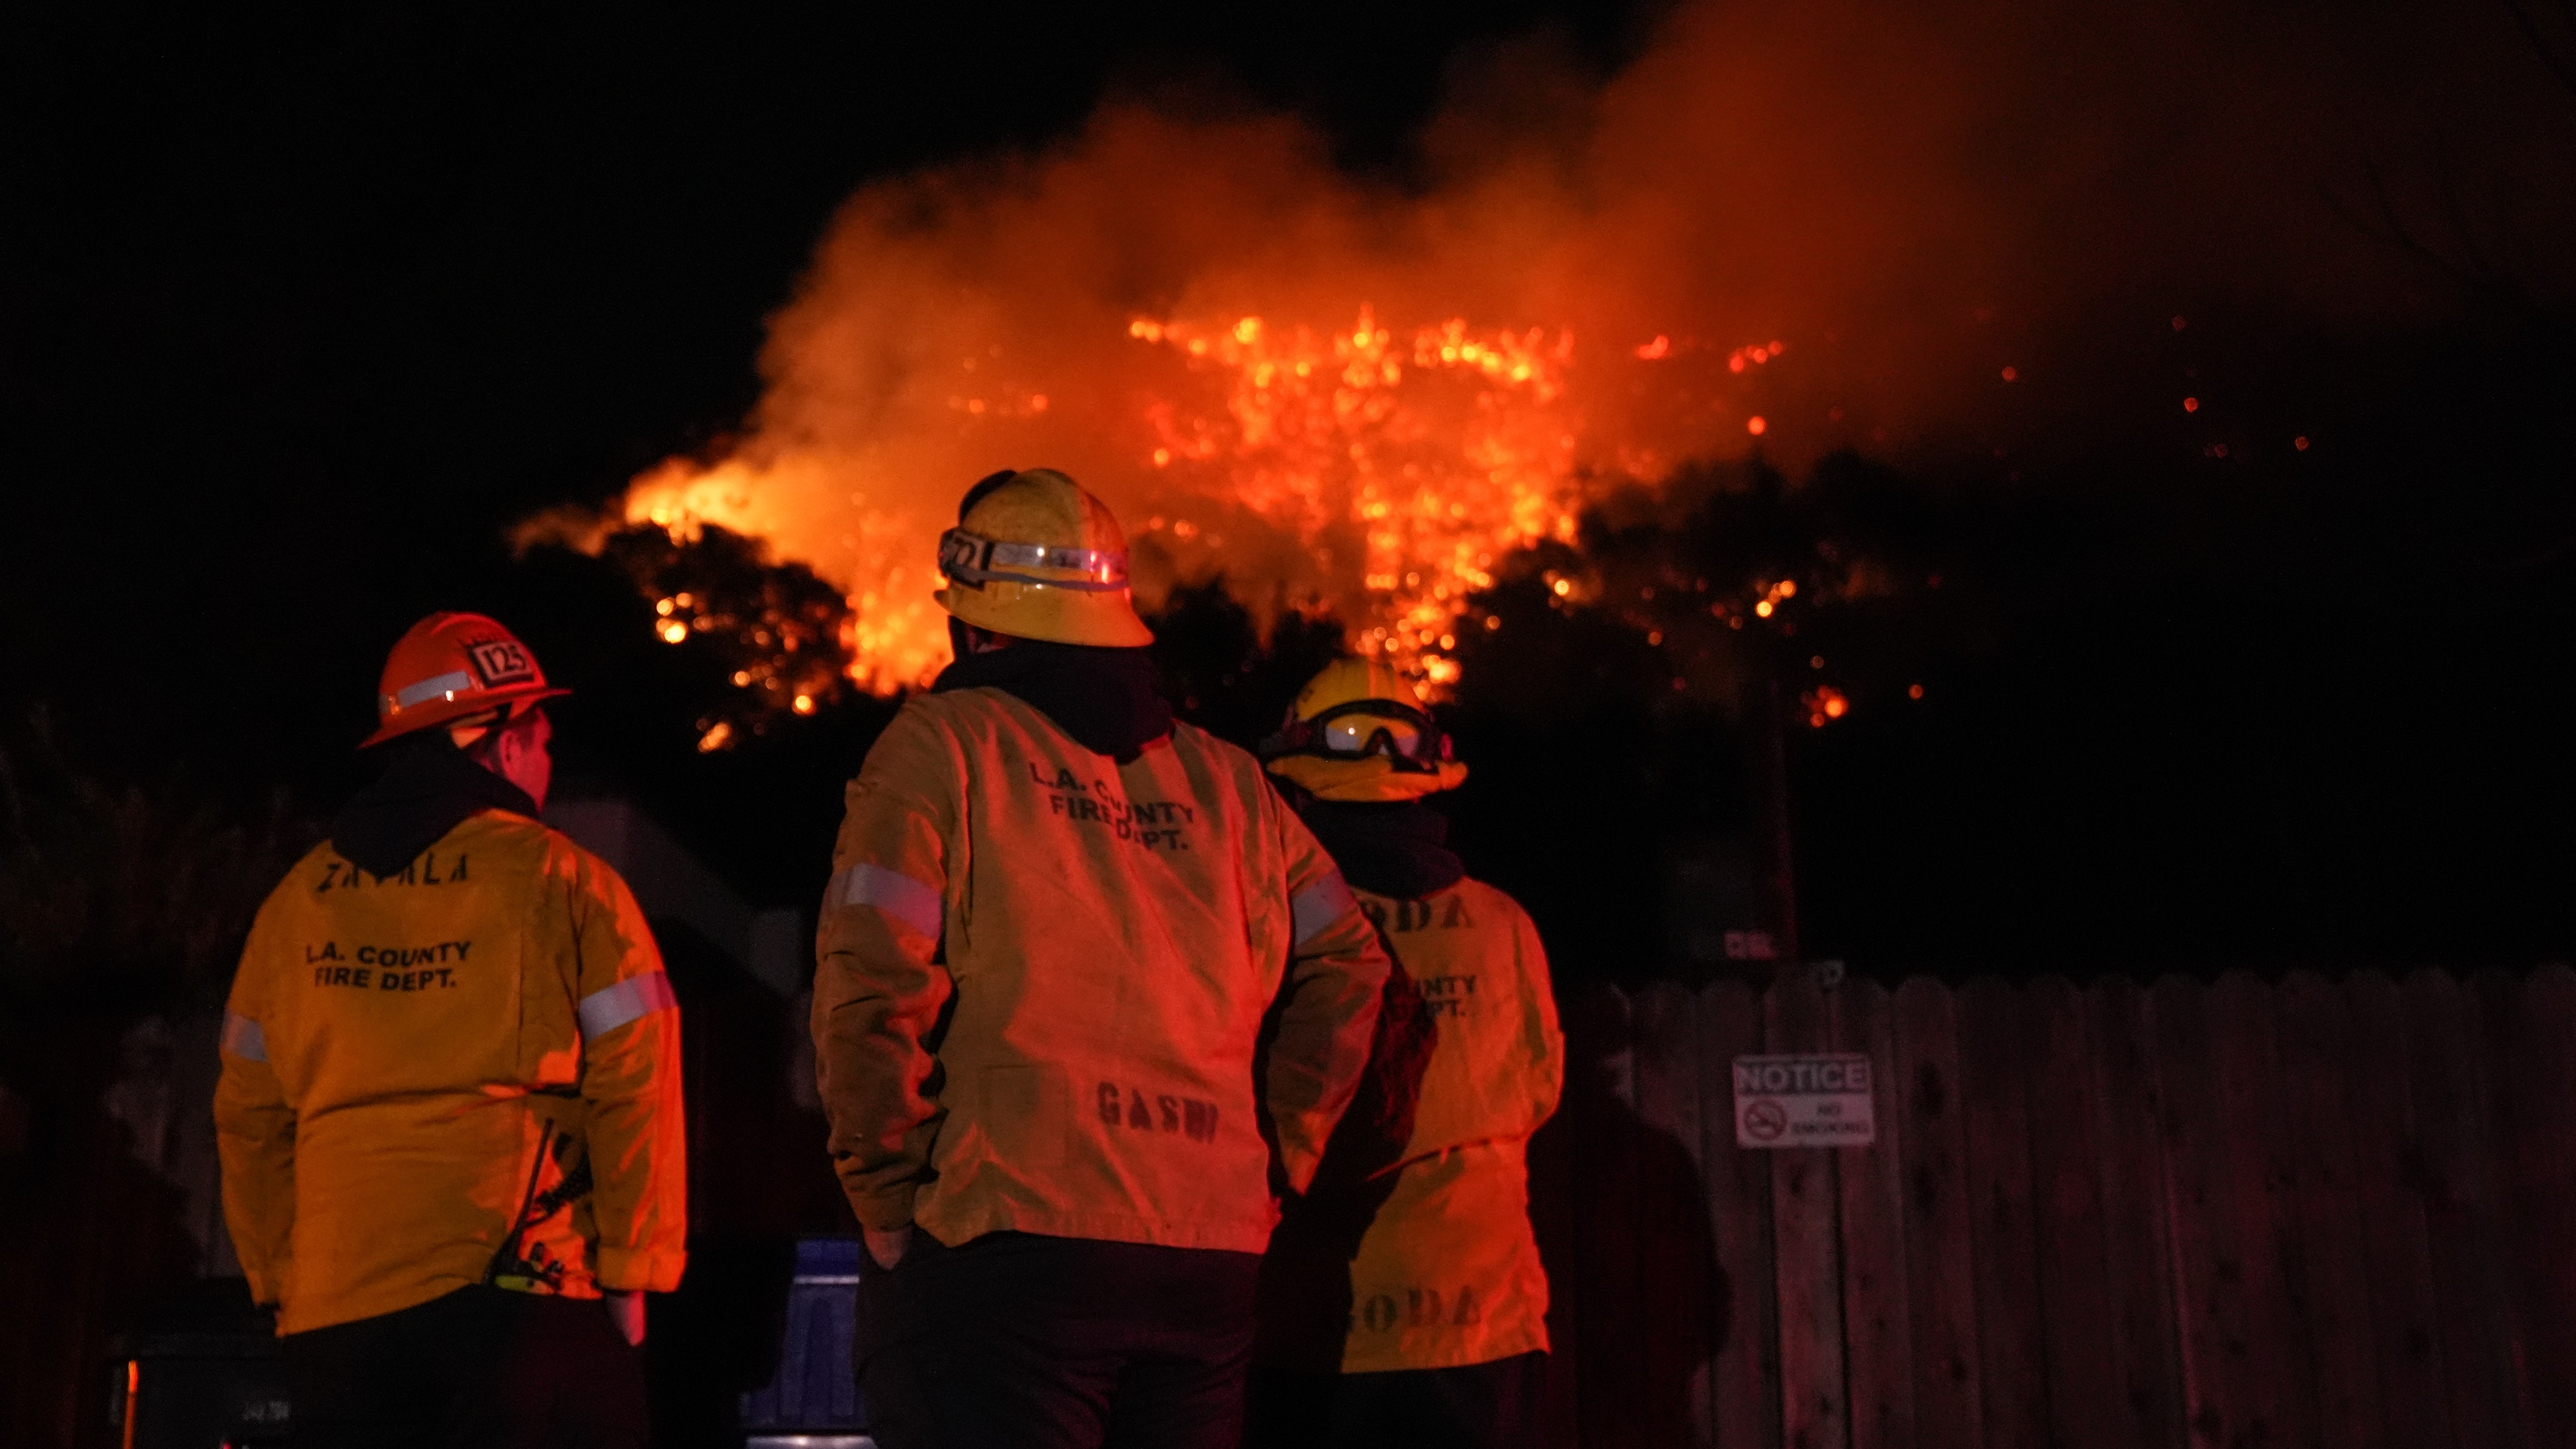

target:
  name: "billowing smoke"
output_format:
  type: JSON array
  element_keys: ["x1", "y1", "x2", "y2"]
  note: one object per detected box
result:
[{"x1": 527, "y1": 0, "x2": 2573, "y2": 696}]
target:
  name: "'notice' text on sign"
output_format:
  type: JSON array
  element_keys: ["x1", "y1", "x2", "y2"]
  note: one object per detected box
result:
[{"x1": 1731, "y1": 1052, "x2": 1876, "y2": 1148}]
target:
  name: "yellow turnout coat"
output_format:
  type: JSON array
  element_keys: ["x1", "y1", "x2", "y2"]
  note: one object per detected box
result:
[
  {"x1": 812, "y1": 688, "x2": 1390, "y2": 1253},
  {"x1": 214, "y1": 811, "x2": 687, "y2": 1334},
  {"x1": 1336, "y1": 879, "x2": 1563, "y2": 1372}
]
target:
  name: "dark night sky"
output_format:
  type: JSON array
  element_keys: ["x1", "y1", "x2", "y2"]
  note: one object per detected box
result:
[{"x1": 3, "y1": 4, "x2": 2571, "y2": 978}]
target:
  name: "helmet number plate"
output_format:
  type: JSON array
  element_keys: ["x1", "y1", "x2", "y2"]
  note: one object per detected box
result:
[
  {"x1": 467, "y1": 639, "x2": 535, "y2": 686},
  {"x1": 937, "y1": 530, "x2": 990, "y2": 589}
]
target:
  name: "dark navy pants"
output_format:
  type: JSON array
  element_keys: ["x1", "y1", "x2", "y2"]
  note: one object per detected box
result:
[
  {"x1": 855, "y1": 1230, "x2": 1262, "y2": 1449},
  {"x1": 1245, "y1": 1352, "x2": 1547, "y2": 1449},
  {"x1": 282, "y1": 1284, "x2": 645, "y2": 1449}
]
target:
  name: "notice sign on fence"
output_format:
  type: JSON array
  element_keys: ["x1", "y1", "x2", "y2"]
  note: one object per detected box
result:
[{"x1": 1732, "y1": 1054, "x2": 1876, "y2": 1148}]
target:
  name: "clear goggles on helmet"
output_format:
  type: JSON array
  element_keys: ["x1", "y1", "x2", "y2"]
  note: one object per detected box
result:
[
  {"x1": 938, "y1": 528, "x2": 1129, "y2": 593},
  {"x1": 1278, "y1": 700, "x2": 1455, "y2": 772}
]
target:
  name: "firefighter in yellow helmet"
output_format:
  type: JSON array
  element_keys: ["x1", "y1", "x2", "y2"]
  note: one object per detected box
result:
[
  {"x1": 1248, "y1": 658, "x2": 1564, "y2": 1449},
  {"x1": 813, "y1": 469, "x2": 1391, "y2": 1449},
  {"x1": 214, "y1": 613, "x2": 685, "y2": 1447}
]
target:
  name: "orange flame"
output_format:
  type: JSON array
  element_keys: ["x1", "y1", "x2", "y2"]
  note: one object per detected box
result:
[
  {"x1": 1123, "y1": 309, "x2": 1581, "y2": 685},
  {"x1": 541, "y1": 93, "x2": 1853, "y2": 700},
  {"x1": 607, "y1": 302, "x2": 1769, "y2": 695},
  {"x1": 518, "y1": 0, "x2": 2451, "y2": 718}
]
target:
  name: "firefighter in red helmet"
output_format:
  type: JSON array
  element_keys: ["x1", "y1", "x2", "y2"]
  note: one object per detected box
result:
[
  {"x1": 812, "y1": 469, "x2": 1390, "y2": 1449},
  {"x1": 1248, "y1": 658, "x2": 1564, "y2": 1449},
  {"x1": 215, "y1": 613, "x2": 685, "y2": 1448}
]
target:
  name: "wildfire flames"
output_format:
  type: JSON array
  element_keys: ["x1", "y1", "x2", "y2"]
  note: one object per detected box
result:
[
  {"x1": 501, "y1": 0, "x2": 2483, "y2": 736},
  {"x1": 595, "y1": 297, "x2": 1789, "y2": 700},
  {"x1": 528, "y1": 0, "x2": 2332, "y2": 726},
  {"x1": 1124, "y1": 310, "x2": 1584, "y2": 686}
]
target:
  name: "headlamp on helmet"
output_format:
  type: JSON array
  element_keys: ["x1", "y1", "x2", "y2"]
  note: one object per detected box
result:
[
  {"x1": 936, "y1": 529, "x2": 1130, "y2": 593},
  {"x1": 930, "y1": 468, "x2": 1155, "y2": 647}
]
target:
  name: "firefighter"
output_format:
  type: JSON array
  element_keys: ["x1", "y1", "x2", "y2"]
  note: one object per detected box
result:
[
  {"x1": 814, "y1": 468, "x2": 1391, "y2": 1449},
  {"x1": 1247, "y1": 658, "x2": 1564, "y2": 1449},
  {"x1": 214, "y1": 613, "x2": 686, "y2": 1449}
]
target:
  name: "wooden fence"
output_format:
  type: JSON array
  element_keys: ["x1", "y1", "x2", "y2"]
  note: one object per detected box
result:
[
  {"x1": 1524, "y1": 968, "x2": 2576, "y2": 1449},
  {"x1": 10, "y1": 968, "x2": 2573, "y2": 1447}
]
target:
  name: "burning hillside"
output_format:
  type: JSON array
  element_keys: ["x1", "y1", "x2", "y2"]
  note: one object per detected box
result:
[
  {"x1": 514, "y1": 90, "x2": 1809, "y2": 704},
  {"x1": 566, "y1": 294, "x2": 1790, "y2": 707},
  {"x1": 517, "y1": 0, "x2": 2511, "y2": 731},
  {"x1": 506, "y1": 29, "x2": 1852, "y2": 712}
]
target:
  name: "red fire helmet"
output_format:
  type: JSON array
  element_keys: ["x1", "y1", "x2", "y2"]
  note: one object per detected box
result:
[{"x1": 361, "y1": 612, "x2": 570, "y2": 748}]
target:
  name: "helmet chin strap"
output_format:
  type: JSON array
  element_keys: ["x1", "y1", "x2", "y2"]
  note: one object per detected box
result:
[
  {"x1": 948, "y1": 617, "x2": 1015, "y2": 658},
  {"x1": 445, "y1": 707, "x2": 507, "y2": 752}
]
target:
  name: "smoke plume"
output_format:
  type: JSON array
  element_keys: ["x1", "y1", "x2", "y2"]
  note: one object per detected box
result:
[{"x1": 538, "y1": 0, "x2": 2573, "y2": 691}]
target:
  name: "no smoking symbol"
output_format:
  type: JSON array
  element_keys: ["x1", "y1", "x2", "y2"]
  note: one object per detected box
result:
[{"x1": 1742, "y1": 1099, "x2": 1788, "y2": 1142}]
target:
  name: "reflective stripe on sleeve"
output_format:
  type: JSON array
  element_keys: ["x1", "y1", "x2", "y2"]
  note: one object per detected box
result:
[
  {"x1": 577, "y1": 971, "x2": 679, "y2": 1039},
  {"x1": 1291, "y1": 873, "x2": 1358, "y2": 947},
  {"x1": 839, "y1": 863, "x2": 944, "y2": 938},
  {"x1": 221, "y1": 1010, "x2": 268, "y2": 1062}
]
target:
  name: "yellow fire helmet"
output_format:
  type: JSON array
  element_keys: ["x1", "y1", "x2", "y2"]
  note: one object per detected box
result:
[
  {"x1": 934, "y1": 468, "x2": 1154, "y2": 648},
  {"x1": 1262, "y1": 657, "x2": 1470, "y2": 802}
]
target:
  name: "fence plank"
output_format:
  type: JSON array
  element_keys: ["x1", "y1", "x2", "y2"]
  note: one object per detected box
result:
[
  {"x1": 1893, "y1": 978, "x2": 1984, "y2": 1449},
  {"x1": 1700, "y1": 981, "x2": 1782, "y2": 1449},
  {"x1": 1896, "y1": 969, "x2": 1989, "y2": 1443},
  {"x1": 1831, "y1": 979, "x2": 1915, "y2": 1449},
  {"x1": 2085, "y1": 978, "x2": 2187, "y2": 1448},
  {"x1": 1958, "y1": 978, "x2": 2047, "y2": 1449},
  {"x1": 2024, "y1": 976, "x2": 2126, "y2": 1448},
  {"x1": 2273, "y1": 972, "x2": 2387, "y2": 1449},
  {"x1": 2206, "y1": 972, "x2": 2323, "y2": 1449},
  {"x1": 1632, "y1": 981, "x2": 1721, "y2": 1449},
  {"x1": 2148, "y1": 974, "x2": 2241, "y2": 1448},
  {"x1": 2339, "y1": 971, "x2": 2454, "y2": 1449},
  {"x1": 2403, "y1": 969, "x2": 2531, "y2": 1449},
  {"x1": 1768, "y1": 975, "x2": 1850, "y2": 1449},
  {"x1": 2474, "y1": 967, "x2": 2576, "y2": 1448}
]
